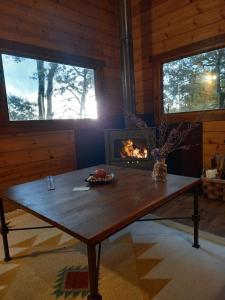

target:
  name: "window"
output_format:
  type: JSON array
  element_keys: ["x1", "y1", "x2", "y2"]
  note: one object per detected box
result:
[
  {"x1": 163, "y1": 47, "x2": 225, "y2": 114},
  {"x1": 1, "y1": 54, "x2": 98, "y2": 121}
]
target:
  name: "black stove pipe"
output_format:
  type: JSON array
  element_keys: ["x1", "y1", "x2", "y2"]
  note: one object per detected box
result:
[{"x1": 119, "y1": 0, "x2": 136, "y2": 127}]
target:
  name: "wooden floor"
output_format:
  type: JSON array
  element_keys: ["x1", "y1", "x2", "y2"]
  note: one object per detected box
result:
[
  {"x1": 152, "y1": 192, "x2": 225, "y2": 238},
  {"x1": 3, "y1": 193, "x2": 225, "y2": 238}
]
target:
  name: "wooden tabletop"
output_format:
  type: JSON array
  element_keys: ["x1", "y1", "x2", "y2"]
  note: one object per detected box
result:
[{"x1": 1, "y1": 165, "x2": 200, "y2": 245}]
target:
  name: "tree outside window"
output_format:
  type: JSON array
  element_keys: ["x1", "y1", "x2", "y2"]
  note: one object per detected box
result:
[
  {"x1": 1, "y1": 54, "x2": 97, "y2": 121},
  {"x1": 163, "y1": 47, "x2": 225, "y2": 114}
]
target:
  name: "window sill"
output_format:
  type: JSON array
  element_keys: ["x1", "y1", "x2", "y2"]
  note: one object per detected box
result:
[
  {"x1": 0, "y1": 118, "x2": 102, "y2": 134},
  {"x1": 156, "y1": 109, "x2": 225, "y2": 123}
]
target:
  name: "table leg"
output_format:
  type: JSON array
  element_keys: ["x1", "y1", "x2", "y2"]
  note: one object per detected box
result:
[
  {"x1": 0, "y1": 198, "x2": 11, "y2": 261},
  {"x1": 87, "y1": 244, "x2": 102, "y2": 300},
  {"x1": 192, "y1": 188, "x2": 200, "y2": 248}
]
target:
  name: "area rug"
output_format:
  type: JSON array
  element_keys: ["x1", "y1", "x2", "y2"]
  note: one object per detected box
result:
[{"x1": 0, "y1": 210, "x2": 225, "y2": 300}]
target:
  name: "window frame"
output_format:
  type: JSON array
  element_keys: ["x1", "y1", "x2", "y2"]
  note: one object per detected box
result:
[
  {"x1": 153, "y1": 34, "x2": 225, "y2": 123},
  {"x1": 0, "y1": 39, "x2": 105, "y2": 129}
]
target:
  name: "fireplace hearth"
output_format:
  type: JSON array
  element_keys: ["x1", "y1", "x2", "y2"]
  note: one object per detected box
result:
[{"x1": 104, "y1": 128, "x2": 156, "y2": 170}]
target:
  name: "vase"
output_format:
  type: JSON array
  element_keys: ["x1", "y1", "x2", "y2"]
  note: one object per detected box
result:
[{"x1": 152, "y1": 159, "x2": 167, "y2": 182}]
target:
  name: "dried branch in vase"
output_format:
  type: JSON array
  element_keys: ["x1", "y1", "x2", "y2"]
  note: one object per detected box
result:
[
  {"x1": 155, "y1": 122, "x2": 199, "y2": 161},
  {"x1": 123, "y1": 109, "x2": 199, "y2": 162},
  {"x1": 123, "y1": 108, "x2": 155, "y2": 150}
]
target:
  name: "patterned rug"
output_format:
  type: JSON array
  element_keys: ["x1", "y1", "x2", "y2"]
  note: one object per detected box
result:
[{"x1": 0, "y1": 210, "x2": 225, "y2": 300}]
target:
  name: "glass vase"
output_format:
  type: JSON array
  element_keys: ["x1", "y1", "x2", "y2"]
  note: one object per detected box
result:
[{"x1": 152, "y1": 159, "x2": 167, "y2": 182}]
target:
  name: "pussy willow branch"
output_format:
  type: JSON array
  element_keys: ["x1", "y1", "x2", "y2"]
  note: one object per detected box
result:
[
  {"x1": 158, "y1": 122, "x2": 168, "y2": 147},
  {"x1": 123, "y1": 108, "x2": 155, "y2": 148},
  {"x1": 163, "y1": 122, "x2": 199, "y2": 155},
  {"x1": 123, "y1": 109, "x2": 199, "y2": 157},
  {"x1": 123, "y1": 108, "x2": 148, "y2": 130}
]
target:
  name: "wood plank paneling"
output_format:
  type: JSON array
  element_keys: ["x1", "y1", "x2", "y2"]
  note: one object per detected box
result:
[
  {"x1": 132, "y1": 0, "x2": 225, "y2": 114},
  {"x1": 203, "y1": 121, "x2": 225, "y2": 168},
  {"x1": 132, "y1": 0, "x2": 153, "y2": 113},
  {"x1": 0, "y1": 0, "x2": 122, "y2": 116},
  {"x1": 132, "y1": 0, "x2": 225, "y2": 172},
  {"x1": 151, "y1": 0, "x2": 225, "y2": 44},
  {"x1": 0, "y1": 131, "x2": 73, "y2": 153},
  {"x1": 203, "y1": 132, "x2": 225, "y2": 145},
  {"x1": 131, "y1": 0, "x2": 225, "y2": 174},
  {"x1": 0, "y1": 130, "x2": 76, "y2": 189},
  {"x1": 0, "y1": 0, "x2": 122, "y2": 198},
  {"x1": 203, "y1": 121, "x2": 225, "y2": 132}
]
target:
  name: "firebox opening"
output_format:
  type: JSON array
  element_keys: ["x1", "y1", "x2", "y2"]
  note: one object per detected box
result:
[{"x1": 114, "y1": 138, "x2": 148, "y2": 159}]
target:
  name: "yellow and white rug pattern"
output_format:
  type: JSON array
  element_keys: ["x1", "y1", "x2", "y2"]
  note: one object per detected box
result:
[{"x1": 0, "y1": 210, "x2": 225, "y2": 300}]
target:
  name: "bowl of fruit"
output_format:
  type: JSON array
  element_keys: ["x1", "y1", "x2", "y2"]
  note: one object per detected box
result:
[{"x1": 85, "y1": 169, "x2": 114, "y2": 184}]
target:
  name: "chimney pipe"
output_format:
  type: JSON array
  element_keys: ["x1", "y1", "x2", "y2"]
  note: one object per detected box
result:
[{"x1": 119, "y1": 0, "x2": 136, "y2": 127}]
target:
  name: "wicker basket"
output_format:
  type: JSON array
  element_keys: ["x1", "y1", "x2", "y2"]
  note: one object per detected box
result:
[{"x1": 202, "y1": 177, "x2": 225, "y2": 201}]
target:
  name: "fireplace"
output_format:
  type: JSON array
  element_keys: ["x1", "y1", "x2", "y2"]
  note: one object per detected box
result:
[{"x1": 104, "y1": 128, "x2": 156, "y2": 170}]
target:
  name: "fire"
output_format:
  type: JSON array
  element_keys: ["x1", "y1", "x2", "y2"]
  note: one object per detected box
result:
[{"x1": 120, "y1": 139, "x2": 148, "y2": 159}]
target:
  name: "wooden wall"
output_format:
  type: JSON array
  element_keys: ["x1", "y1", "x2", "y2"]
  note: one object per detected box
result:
[
  {"x1": 132, "y1": 0, "x2": 225, "y2": 170},
  {"x1": 0, "y1": 0, "x2": 122, "y2": 115},
  {"x1": 1, "y1": 0, "x2": 224, "y2": 179},
  {"x1": 150, "y1": 0, "x2": 225, "y2": 55},
  {"x1": 203, "y1": 121, "x2": 225, "y2": 168},
  {"x1": 0, "y1": 1, "x2": 123, "y2": 190},
  {"x1": 0, "y1": 130, "x2": 75, "y2": 189},
  {"x1": 132, "y1": 0, "x2": 152, "y2": 113},
  {"x1": 132, "y1": 0, "x2": 225, "y2": 113}
]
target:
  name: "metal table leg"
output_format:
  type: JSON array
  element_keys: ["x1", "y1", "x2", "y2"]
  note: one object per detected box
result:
[
  {"x1": 192, "y1": 187, "x2": 200, "y2": 248},
  {"x1": 87, "y1": 244, "x2": 102, "y2": 300},
  {"x1": 0, "y1": 198, "x2": 11, "y2": 261}
]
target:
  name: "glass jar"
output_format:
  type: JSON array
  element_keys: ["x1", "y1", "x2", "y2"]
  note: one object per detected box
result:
[{"x1": 152, "y1": 159, "x2": 167, "y2": 182}]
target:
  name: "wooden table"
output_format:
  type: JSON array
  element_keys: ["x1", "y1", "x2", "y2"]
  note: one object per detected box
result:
[{"x1": 0, "y1": 165, "x2": 201, "y2": 300}]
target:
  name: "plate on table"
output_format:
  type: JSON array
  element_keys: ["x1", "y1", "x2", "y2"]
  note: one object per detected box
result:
[{"x1": 85, "y1": 173, "x2": 115, "y2": 184}]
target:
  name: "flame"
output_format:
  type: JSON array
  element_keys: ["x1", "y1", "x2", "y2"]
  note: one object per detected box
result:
[{"x1": 120, "y1": 139, "x2": 148, "y2": 159}]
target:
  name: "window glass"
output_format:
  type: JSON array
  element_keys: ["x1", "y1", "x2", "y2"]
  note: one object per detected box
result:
[
  {"x1": 2, "y1": 54, "x2": 97, "y2": 121},
  {"x1": 163, "y1": 48, "x2": 225, "y2": 113}
]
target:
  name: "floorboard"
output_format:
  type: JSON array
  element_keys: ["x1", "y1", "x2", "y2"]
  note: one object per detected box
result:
[{"x1": 152, "y1": 192, "x2": 225, "y2": 238}]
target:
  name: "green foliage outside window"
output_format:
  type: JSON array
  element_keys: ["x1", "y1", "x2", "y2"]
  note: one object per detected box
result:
[
  {"x1": 163, "y1": 47, "x2": 225, "y2": 113},
  {"x1": 1, "y1": 54, "x2": 97, "y2": 121}
]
